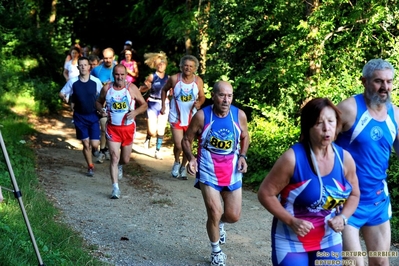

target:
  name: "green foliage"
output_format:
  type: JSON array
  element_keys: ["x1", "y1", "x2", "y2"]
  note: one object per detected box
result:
[
  {"x1": 244, "y1": 115, "x2": 300, "y2": 186},
  {"x1": 4, "y1": 0, "x2": 399, "y2": 249},
  {"x1": 32, "y1": 80, "x2": 63, "y2": 115},
  {"x1": 388, "y1": 153, "x2": 399, "y2": 243},
  {"x1": 0, "y1": 55, "x2": 62, "y2": 115},
  {"x1": 0, "y1": 60, "x2": 103, "y2": 265}
]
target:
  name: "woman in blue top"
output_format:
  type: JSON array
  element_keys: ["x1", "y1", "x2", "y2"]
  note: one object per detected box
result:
[
  {"x1": 258, "y1": 98, "x2": 360, "y2": 266},
  {"x1": 139, "y1": 52, "x2": 169, "y2": 159}
]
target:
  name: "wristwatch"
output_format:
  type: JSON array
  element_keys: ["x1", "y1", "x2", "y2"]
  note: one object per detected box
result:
[
  {"x1": 340, "y1": 214, "x2": 348, "y2": 226},
  {"x1": 238, "y1": 154, "x2": 247, "y2": 161}
]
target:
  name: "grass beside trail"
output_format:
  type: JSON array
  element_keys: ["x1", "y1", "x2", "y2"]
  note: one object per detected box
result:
[{"x1": 0, "y1": 94, "x2": 108, "y2": 265}]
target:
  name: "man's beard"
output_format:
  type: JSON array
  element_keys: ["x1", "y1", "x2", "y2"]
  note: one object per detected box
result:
[
  {"x1": 365, "y1": 88, "x2": 392, "y2": 108},
  {"x1": 115, "y1": 78, "x2": 125, "y2": 86}
]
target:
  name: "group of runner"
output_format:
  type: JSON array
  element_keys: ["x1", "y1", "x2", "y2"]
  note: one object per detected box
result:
[
  {"x1": 59, "y1": 41, "x2": 251, "y2": 266},
  {"x1": 60, "y1": 41, "x2": 397, "y2": 266}
]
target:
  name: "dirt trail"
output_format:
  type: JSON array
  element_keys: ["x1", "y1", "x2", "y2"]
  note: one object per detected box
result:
[{"x1": 32, "y1": 107, "x2": 273, "y2": 266}]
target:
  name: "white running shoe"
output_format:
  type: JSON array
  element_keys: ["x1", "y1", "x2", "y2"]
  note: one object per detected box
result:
[
  {"x1": 104, "y1": 150, "x2": 111, "y2": 160},
  {"x1": 154, "y1": 150, "x2": 163, "y2": 160},
  {"x1": 143, "y1": 139, "x2": 150, "y2": 149},
  {"x1": 92, "y1": 150, "x2": 100, "y2": 158},
  {"x1": 210, "y1": 251, "x2": 227, "y2": 266},
  {"x1": 171, "y1": 162, "x2": 180, "y2": 178},
  {"x1": 110, "y1": 188, "x2": 120, "y2": 199},
  {"x1": 96, "y1": 152, "x2": 105, "y2": 163},
  {"x1": 180, "y1": 167, "x2": 188, "y2": 180},
  {"x1": 118, "y1": 165, "x2": 123, "y2": 180}
]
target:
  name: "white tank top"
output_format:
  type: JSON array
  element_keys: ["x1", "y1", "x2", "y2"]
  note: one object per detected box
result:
[
  {"x1": 169, "y1": 74, "x2": 199, "y2": 126},
  {"x1": 105, "y1": 83, "x2": 135, "y2": 126}
]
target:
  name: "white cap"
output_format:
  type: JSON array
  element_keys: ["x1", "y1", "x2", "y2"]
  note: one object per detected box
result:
[{"x1": 125, "y1": 40, "x2": 132, "y2": 46}]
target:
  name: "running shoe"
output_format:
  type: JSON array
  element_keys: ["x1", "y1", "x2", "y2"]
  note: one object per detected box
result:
[
  {"x1": 154, "y1": 150, "x2": 163, "y2": 160},
  {"x1": 143, "y1": 139, "x2": 150, "y2": 149},
  {"x1": 92, "y1": 150, "x2": 100, "y2": 158},
  {"x1": 97, "y1": 152, "x2": 105, "y2": 163},
  {"x1": 171, "y1": 162, "x2": 180, "y2": 178},
  {"x1": 110, "y1": 188, "x2": 121, "y2": 199},
  {"x1": 118, "y1": 165, "x2": 123, "y2": 180},
  {"x1": 104, "y1": 150, "x2": 111, "y2": 160},
  {"x1": 219, "y1": 229, "x2": 226, "y2": 245},
  {"x1": 210, "y1": 251, "x2": 227, "y2": 266},
  {"x1": 180, "y1": 166, "x2": 188, "y2": 180},
  {"x1": 87, "y1": 165, "x2": 94, "y2": 177}
]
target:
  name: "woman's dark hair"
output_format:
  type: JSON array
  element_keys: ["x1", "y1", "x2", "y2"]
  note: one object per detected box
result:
[
  {"x1": 299, "y1": 97, "x2": 341, "y2": 143},
  {"x1": 69, "y1": 46, "x2": 81, "y2": 55}
]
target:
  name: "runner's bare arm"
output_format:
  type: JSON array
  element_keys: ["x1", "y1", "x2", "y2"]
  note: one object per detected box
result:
[
  {"x1": 393, "y1": 105, "x2": 399, "y2": 159},
  {"x1": 182, "y1": 110, "x2": 204, "y2": 175},
  {"x1": 161, "y1": 74, "x2": 177, "y2": 114},
  {"x1": 139, "y1": 74, "x2": 154, "y2": 93},
  {"x1": 194, "y1": 76, "x2": 205, "y2": 109},
  {"x1": 127, "y1": 83, "x2": 147, "y2": 120},
  {"x1": 337, "y1": 96, "x2": 357, "y2": 132},
  {"x1": 237, "y1": 109, "x2": 250, "y2": 173},
  {"x1": 96, "y1": 84, "x2": 110, "y2": 115}
]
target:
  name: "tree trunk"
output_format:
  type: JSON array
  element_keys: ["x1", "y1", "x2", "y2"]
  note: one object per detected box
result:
[
  {"x1": 49, "y1": 0, "x2": 57, "y2": 23},
  {"x1": 197, "y1": 1, "x2": 210, "y2": 74},
  {"x1": 185, "y1": 0, "x2": 193, "y2": 55},
  {"x1": 306, "y1": 0, "x2": 321, "y2": 77}
]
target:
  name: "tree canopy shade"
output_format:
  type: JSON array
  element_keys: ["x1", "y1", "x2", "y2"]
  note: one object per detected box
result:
[{"x1": 3, "y1": 0, "x2": 399, "y2": 243}]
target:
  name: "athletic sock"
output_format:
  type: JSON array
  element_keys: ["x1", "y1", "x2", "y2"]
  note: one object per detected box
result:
[
  {"x1": 211, "y1": 241, "x2": 221, "y2": 253},
  {"x1": 219, "y1": 222, "x2": 225, "y2": 231},
  {"x1": 156, "y1": 135, "x2": 164, "y2": 150},
  {"x1": 113, "y1": 183, "x2": 119, "y2": 190}
]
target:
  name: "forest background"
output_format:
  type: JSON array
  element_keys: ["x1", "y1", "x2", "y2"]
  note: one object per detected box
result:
[{"x1": 2, "y1": 0, "x2": 399, "y2": 264}]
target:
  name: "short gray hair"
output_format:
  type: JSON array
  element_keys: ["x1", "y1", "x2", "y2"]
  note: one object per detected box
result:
[
  {"x1": 179, "y1": 55, "x2": 199, "y2": 72},
  {"x1": 362, "y1": 58, "x2": 395, "y2": 80}
]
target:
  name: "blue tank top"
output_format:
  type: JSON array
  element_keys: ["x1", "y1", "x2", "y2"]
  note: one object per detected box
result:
[
  {"x1": 272, "y1": 143, "x2": 351, "y2": 252},
  {"x1": 201, "y1": 105, "x2": 240, "y2": 155},
  {"x1": 197, "y1": 105, "x2": 242, "y2": 186},
  {"x1": 150, "y1": 72, "x2": 168, "y2": 99},
  {"x1": 335, "y1": 94, "x2": 397, "y2": 203}
]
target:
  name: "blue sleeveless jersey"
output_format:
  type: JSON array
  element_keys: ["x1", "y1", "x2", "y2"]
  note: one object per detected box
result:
[
  {"x1": 272, "y1": 142, "x2": 351, "y2": 262},
  {"x1": 335, "y1": 94, "x2": 397, "y2": 203},
  {"x1": 150, "y1": 72, "x2": 168, "y2": 99},
  {"x1": 196, "y1": 105, "x2": 242, "y2": 186}
]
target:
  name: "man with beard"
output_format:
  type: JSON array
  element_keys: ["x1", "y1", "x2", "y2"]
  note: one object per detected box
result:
[
  {"x1": 336, "y1": 58, "x2": 399, "y2": 266},
  {"x1": 91, "y1": 48, "x2": 117, "y2": 163},
  {"x1": 96, "y1": 64, "x2": 147, "y2": 199}
]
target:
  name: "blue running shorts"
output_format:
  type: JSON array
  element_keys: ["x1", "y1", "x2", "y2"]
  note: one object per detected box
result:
[
  {"x1": 348, "y1": 196, "x2": 391, "y2": 229},
  {"x1": 73, "y1": 112, "x2": 100, "y2": 140},
  {"x1": 194, "y1": 179, "x2": 242, "y2": 192}
]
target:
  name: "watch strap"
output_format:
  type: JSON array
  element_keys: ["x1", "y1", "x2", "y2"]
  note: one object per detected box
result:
[
  {"x1": 340, "y1": 214, "x2": 348, "y2": 225},
  {"x1": 238, "y1": 154, "x2": 247, "y2": 161}
]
